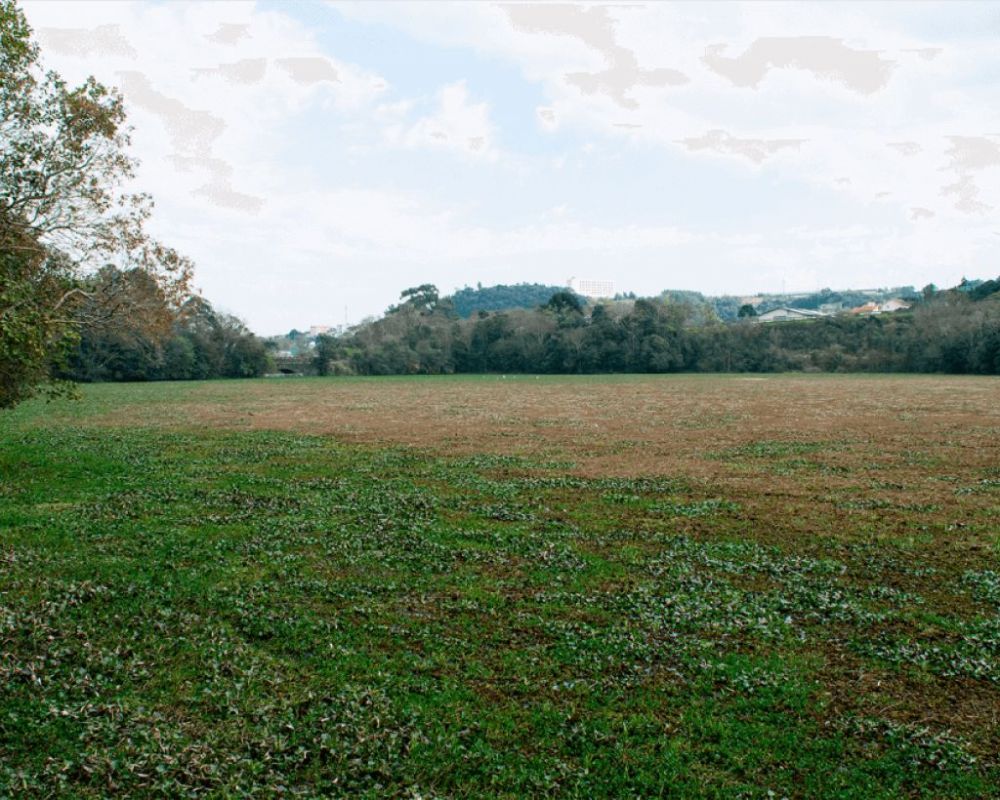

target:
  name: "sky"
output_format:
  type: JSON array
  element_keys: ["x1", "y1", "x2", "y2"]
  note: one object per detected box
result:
[{"x1": 20, "y1": 0, "x2": 1000, "y2": 334}]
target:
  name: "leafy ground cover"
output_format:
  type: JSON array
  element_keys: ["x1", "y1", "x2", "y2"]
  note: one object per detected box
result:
[{"x1": 1, "y1": 375, "x2": 998, "y2": 797}]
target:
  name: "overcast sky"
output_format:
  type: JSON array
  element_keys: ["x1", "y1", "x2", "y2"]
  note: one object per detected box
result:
[{"x1": 21, "y1": 1, "x2": 1000, "y2": 334}]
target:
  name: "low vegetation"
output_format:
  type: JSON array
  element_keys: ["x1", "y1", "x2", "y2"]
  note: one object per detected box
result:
[{"x1": 2, "y1": 375, "x2": 998, "y2": 797}]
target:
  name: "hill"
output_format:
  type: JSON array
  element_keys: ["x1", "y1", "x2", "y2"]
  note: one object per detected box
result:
[{"x1": 449, "y1": 283, "x2": 572, "y2": 318}]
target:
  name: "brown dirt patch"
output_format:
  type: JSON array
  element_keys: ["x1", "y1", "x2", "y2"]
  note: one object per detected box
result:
[
  {"x1": 79, "y1": 375, "x2": 1000, "y2": 543},
  {"x1": 84, "y1": 374, "x2": 1000, "y2": 470}
]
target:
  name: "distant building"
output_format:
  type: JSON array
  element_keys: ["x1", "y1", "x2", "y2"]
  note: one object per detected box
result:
[
  {"x1": 850, "y1": 299, "x2": 911, "y2": 315},
  {"x1": 309, "y1": 325, "x2": 333, "y2": 337},
  {"x1": 568, "y1": 277, "x2": 614, "y2": 299},
  {"x1": 755, "y1": 307, "x2": 830, "y2": 323}
]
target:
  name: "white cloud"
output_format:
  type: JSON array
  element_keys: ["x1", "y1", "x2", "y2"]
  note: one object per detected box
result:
[
  {"x1": 24, "y1": 1, "x2": 389, "y2": 210},
  {"x1": 678, "y1": 129, "x2": 806, "y2": 165},
  {"x1": 391, "y1": 82, "x2": 497, "y2": 158},
  {"x1": 334, "y1": 1, "x2": 1000, "y2": 222}
]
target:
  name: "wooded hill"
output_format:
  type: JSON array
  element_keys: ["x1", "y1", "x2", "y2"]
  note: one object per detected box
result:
[{"x1": 449, "y1": 283, "x2": 573, "y2": 318}]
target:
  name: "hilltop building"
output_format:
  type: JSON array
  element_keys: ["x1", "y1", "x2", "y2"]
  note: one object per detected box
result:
[
  {"x1": 568, "y1": 277, "x2": 614, "y2": 299},
  {"x1": 850, "y1": 299, "x2": 912, "y2": 315},
  {"x1": 754, "y1": 307, "x2": 830, "y2": 323}
]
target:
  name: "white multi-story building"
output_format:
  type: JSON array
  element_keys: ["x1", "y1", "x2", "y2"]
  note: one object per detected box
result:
[
  {"x1": 754, "y1": 307, "x2": 830, "y2": 323},
  {"x1": 568, "y1": 277, "x2": 615, "y2": 299}
]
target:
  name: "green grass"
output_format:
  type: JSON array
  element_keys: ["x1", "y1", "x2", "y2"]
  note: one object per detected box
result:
[{"x1": 1, "y1": 379, "x2": 998, "y2": 798}]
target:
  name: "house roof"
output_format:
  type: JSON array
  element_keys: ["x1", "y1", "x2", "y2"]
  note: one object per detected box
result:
[{"x1": 759, "y1": 307, "x2": 827, "y2": 318}]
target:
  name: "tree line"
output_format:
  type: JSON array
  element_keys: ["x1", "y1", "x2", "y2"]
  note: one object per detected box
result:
[
  {"x1": 57, "y1": 266, "x2": 269, "y2": 383},
  {"x1": 313, "y1": 282, "x2": 1000, "y2": 377},
  {"x1": 61, "y1": 274, "x2": 999, "y2": 386}
]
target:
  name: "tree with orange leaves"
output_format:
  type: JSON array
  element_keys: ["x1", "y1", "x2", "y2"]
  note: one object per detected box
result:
[{"x1": 1, "y1": 0, "x2": 192, "y2": 407}]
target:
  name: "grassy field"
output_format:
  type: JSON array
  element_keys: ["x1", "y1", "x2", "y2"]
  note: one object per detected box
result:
[{"x1": 1, "y1": 375, "x2": 999, "y2": 798}]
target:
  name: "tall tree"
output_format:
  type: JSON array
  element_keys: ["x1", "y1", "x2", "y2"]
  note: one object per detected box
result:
[{"x1": 1, "y1": 0, "x2": 191, "y2": 407}]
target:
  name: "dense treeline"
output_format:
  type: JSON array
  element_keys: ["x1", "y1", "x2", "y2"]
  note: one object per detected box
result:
[
  {"x1": 314, "y1": 281, "x2": 1000, "y2": 377},
  {"x1": 55, "y1": 275, "x2": 1000, "y2": 384},
  {"x1": 57, "y1": 267, "x2": 270, "y2": 383}
]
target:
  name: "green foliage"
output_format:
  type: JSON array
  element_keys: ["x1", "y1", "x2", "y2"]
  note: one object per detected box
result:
[
  {"x1": 393, "y1": 283, "x2": 442, "y2": 314},
  {"x1": 968, "y1": 277, "x2": 1000, "y2": 302},
  {"x1": 544, "y1": 290, "x2": 584, "y2": 315},
  {"x1": 60, "y1": 286, "x2": 270, "y2": 382},
  {"x1": 0, "y1": 245, "x2": 77, "y2": 407},
  {"x1": 1, "y1": 0, "x2": 192, "y2": 406},
  {"x1": 450, "y1": 283, "x2": 571, "y2": 318},
  {"x1": 330, "y1": 276, "x2": 1000, "y2": 376},
  {"x1": 313, "y1": 333, "x2": 353, "y2": 376}
]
